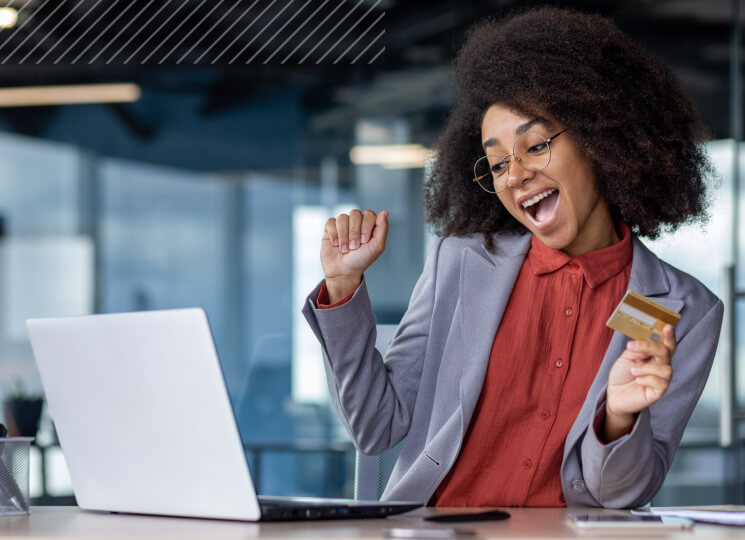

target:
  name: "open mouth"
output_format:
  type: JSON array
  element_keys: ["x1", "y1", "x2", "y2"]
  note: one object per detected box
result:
[{"x1": 522, "y1": 188, "x2": 560, "y2": 226}]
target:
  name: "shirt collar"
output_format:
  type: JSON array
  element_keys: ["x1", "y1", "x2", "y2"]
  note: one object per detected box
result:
[{"x1": 528, "y1": 222, "x2": 633, "y2": 288}]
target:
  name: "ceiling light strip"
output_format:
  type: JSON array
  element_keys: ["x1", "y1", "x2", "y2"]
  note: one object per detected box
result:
[{"x1": 0, "y1": 83, "x2": 141, "y2": 107}]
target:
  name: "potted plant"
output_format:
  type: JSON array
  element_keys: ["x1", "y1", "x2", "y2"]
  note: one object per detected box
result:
[{"x1": 3, "y1": 381, "x2": 43, "y2": 438}]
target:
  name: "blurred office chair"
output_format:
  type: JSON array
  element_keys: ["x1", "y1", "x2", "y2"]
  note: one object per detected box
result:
[{"x1": 354, "y1": 324, "x2": 405, "y2": 500}]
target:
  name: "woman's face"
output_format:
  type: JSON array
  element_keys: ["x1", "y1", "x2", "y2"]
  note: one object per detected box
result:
[{"x1": 481, "y1": 104, "x2": 618, "y2": 256}]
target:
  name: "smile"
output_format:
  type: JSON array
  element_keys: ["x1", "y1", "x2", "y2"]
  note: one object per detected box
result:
[
  {"x1": 521, "y1": 188, "x2": 560, "y2": 227},
  {"x1": 521, "y1": 188, "x2": 557, "y2": 209}
]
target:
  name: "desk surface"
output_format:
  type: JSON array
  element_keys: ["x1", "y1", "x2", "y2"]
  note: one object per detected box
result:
[{"x1": 2, "y1": 506, "x2": 745, "y2": 539}]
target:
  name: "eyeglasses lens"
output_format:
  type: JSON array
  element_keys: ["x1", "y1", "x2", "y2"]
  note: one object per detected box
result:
[{"x1": 473, "y1": 132, "x2": 552, "y2": 193}]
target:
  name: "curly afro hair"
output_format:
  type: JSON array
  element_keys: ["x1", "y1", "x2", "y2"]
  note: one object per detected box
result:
[{"x1": 423, "y1": 7, "x2": 714, "y2": 252}]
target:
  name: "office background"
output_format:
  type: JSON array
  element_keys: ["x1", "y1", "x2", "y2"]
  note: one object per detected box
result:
[{"x1": 0, "y1": 0, "x2": 740, "y2": 505}]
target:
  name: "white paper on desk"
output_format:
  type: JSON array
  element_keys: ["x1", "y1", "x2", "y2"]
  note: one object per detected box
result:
[{"x1": 638, "y1": 506, "x2": 745, "y2": 526}]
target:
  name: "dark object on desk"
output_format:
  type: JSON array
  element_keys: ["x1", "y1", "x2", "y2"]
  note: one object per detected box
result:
[
  {"x1": 385, "y1": 527, "x2": 476, "y2": 538},
  {"x1": 3, "y1": 397, "x2": 43, "y2": 437},
  {"x1": 424, "y1": 509, "x2": 510, "y2": 522}
]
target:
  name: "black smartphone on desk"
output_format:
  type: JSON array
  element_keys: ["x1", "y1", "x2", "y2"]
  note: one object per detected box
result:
[{"x1": 384, "y1": 527, "x2": 475, "y2": 538}]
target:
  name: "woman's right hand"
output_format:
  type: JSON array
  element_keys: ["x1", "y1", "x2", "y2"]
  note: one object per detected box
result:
[{"x1": 321, "y1": 209, "x2": 389, "y2": 303}]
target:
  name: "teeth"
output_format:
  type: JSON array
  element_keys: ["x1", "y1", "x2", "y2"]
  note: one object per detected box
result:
[{"x1": 522, "y1": 189, "x2": 556, "y2": 209}]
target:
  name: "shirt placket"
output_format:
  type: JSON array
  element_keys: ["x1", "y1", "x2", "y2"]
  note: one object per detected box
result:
[{"x1": 520, "y1": 263, "x2": 584, "y2": 504}]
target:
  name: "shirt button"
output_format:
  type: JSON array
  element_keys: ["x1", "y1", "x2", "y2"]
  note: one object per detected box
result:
[
  {"x1": 564, "y1": 308, "x2": 573, "y2": 316},
  {"x1": 555, "y1": 360, "x2": 563, "y2": 368},
  {"x1": 523, "y1": 459, "x2": 533, "y2": 469},
  {"x1": 541, "y1": 409, "x2": 550, "y2": 419},
  {"x1": 571, "y1": 479, "x2": 586, "y2": 493},
  {"x1": 568, "y1": 263, "x2": 579, "y2": 270}
]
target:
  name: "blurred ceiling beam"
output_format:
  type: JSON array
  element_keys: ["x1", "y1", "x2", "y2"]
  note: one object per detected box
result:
[{"x1": 309, "y1": 66, "x2": 452, "y2": 131}]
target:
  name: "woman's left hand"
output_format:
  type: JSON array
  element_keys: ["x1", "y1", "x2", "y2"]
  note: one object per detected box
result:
[{"x1": 604, "y1": 325, "x2": 677, "y2": 439}]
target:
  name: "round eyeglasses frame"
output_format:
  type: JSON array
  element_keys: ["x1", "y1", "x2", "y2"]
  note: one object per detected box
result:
[{"x1": 472, "y1": 128, "x2": 568, "y2": 194}]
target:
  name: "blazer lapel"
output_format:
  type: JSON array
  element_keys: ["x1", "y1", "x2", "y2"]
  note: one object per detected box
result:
[
  {"x1": 563, "y1": 235, "x2": 685, "y2": 463},
  {"x1": 458, "y1": 233, "x2": 531, "y2": 437}
]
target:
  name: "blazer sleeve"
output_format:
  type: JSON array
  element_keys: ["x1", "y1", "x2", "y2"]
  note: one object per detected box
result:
[
  {"x1": 301, "y1": 238, "x2": 444, "y2": 456},
  {"x1": 579, "y1": 297, "x2": 724, "y2": 508}
]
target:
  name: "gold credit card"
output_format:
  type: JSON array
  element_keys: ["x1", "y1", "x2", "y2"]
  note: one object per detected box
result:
[{"x1": 606, "y1": 290, "x2": 681, "y2": 342}]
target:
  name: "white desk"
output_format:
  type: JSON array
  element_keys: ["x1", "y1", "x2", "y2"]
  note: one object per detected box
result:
[{"x1": 2, "y1": 506, "x2": 745, "y2": 539}]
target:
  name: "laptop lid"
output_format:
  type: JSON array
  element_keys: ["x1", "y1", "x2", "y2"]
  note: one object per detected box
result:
[{"x1": 27, "y1": 308, "x2": 262, "y2": 521}]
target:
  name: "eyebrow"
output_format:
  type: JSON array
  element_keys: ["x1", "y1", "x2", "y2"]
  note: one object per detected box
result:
[{"x1": 482, "y1": 117, "x2": 555, "y2": 151}]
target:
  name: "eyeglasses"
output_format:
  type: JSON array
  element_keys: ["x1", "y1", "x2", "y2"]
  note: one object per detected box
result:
[{"x1": 472, "y1": 129, "x2": 568, "y2": 194}]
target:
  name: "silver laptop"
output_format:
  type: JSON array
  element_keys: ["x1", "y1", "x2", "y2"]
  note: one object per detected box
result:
[{"x1": 26, "y1": 308, "x2": 420, "y2": 521}]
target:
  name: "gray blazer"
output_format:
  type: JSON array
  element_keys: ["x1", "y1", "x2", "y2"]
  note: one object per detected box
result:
[{"x1": 302, "y1": 231, "x2": 723, "y2": 508}]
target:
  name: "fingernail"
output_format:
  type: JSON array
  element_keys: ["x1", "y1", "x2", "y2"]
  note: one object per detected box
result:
[
  {"x1": 635, "y1": 377, "x2": 643, "y2": 384},
  {"x1": 628, "y1": 341, "x2": 637, "y2": 350},
  {"x1": 350, "y1": 240, "x2": 359, "y2": 250},
  {"x1": 630, "y1": 367, "x2": 640, "y2": 375},
  {"x1": 361, "y1": 234, "x2": 368, "y2": 243},
  {"x1": 341, "y1": 244, "x2": 348, "y2": 253},
  {"x1": 333, "y1": 238, "x2": 339, "y2": 246}
]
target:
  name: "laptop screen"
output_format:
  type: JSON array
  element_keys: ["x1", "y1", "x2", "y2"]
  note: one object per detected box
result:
[{"x1": 28, "y1": 308, "x2": 262, "y2": 520}]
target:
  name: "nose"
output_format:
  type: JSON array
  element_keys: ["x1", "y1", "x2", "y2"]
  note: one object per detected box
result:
[{"x1": 505, "y1": 156, "x2": 536, "y2": 189}]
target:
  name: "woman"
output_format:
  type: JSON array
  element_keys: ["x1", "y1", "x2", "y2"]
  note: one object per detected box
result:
[{"x1": 302, "y1": 7, "x2": 723, "y2": 508}]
